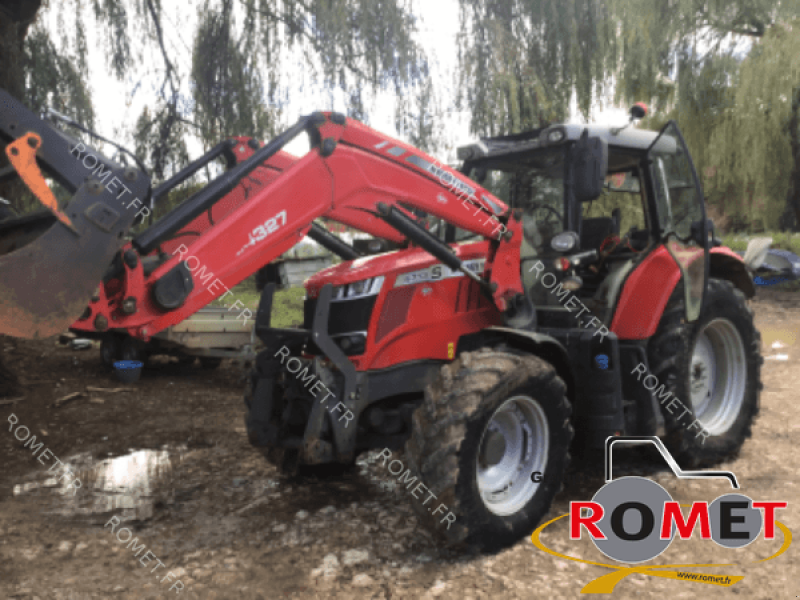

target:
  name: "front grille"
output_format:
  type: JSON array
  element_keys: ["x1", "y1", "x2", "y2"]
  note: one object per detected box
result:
[{"x1": 303, "y1": 296, "x2": 377, "y2": 335}]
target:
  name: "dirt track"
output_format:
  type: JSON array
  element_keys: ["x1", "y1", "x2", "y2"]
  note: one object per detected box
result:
[{"x1": 1, "y1": 289, "x2": 798, "y2": 599}]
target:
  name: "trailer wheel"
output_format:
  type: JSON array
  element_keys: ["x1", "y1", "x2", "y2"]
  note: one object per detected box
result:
[
  {"x1": 100, "y1": 335, "x2": 122, "y2": 367},
  {"x1": 120, "y1": 336, "x2": 148, "y2": 365},
  {"x1": 199, "y1": 357, "x2": 223, "y2": 370},
  {"x1": 404, "y1": 349, "x2": 572, "y2": 550},
  {"x1": 648, "y1": 278, "x2": 762, "y2": 467}
]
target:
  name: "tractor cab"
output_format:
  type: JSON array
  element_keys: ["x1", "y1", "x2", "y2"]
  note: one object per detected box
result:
[{"x1": 456, "y1": 108, "x2": 710, "y2": 330}]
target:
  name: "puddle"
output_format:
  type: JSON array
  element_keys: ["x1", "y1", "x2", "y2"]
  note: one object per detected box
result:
[
  {"x1": 13, "y1": 445, "x2": 187, "y2": 522},
  {"x1": 760, "y1": 326, "x2": 798, "y2": 349}
]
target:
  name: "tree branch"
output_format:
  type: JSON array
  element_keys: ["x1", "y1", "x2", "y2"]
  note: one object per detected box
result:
[{"x1": 243, "y1": 1, "x2": 375, "y2": 84}]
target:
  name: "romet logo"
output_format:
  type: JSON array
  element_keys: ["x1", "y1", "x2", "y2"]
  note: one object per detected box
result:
[{"x1": 531, "y1": 436, "x2": 792, "y2": 594}]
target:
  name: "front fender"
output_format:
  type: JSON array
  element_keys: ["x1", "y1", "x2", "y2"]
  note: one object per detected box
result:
[{"x1": 470, "y1": 326, "x2": 576, "y2": 402}]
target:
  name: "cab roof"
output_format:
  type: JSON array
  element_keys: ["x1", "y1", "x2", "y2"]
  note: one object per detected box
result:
[{"x1": 457, "y1": 123, "x2": 676, "y2": 161}]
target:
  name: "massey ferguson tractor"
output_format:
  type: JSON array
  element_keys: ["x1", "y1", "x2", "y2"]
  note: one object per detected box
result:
[
  {"x1": 242, "y1": 105, "x2": 762, "y2": 551},
  {"x1": 0, "y1": 88, "x2": 761, "y2": 552}
]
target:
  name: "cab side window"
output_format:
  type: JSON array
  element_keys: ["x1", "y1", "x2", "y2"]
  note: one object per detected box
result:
[{"x1": 582, "y1": 170, "x2": 647, "y2": 235}]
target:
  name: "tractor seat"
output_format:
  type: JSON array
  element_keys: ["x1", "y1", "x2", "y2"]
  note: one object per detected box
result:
[{"x1": 580, "y1": 211, "x2": 621, "y2": 251}]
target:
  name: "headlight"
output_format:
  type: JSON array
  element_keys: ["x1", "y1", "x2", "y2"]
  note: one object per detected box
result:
[
  {"x1": 551, "y1": 231, "x2": 579, "y2": 253},
  {"x1": 334, "y1": 276, "x2": 385, "y2": 301}
]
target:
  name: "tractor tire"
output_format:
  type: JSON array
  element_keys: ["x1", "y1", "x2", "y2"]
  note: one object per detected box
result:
[
  {"x1": 404, "y1": 349, "x2": 573, "y2": 551},
  {"x1": 199, "y1": 357, "x2": 223, "y2": 370},
  {"x1": 648, "y1": 278, "x2": 762, "y2": 468}
]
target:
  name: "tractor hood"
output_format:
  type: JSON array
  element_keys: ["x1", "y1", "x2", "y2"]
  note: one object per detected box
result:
[{"x1": 304, "y1": 240, "x2": 490, "y2": 297}]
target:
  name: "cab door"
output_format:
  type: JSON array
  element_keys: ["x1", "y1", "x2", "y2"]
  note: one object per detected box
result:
[{"x1": 647, "y1": 121, "x2": 709, "y2": 321}]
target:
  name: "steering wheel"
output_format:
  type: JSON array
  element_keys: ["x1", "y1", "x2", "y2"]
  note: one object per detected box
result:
[
  {"x1": 528, "y1": 202, "x2": 564, "y2": 225},
  {"x1": 522, "y1": 202, "x2": 564, "y2": 248},
  {"x1": 600, "y1": 231, "x2": 642, "y2": 255}
]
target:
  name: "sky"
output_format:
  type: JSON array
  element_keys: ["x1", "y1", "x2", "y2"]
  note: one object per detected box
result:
[{"x1": 44, "y1": 0, "x2": 629, "y2": 168}]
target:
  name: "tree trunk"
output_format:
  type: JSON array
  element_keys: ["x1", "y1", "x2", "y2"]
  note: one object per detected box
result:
[
  {"x1": 0, "y1": 0, "x2": 42, "y2": 397},
  {"x1": 0, "y1": 0, "x2": 42, "y2": 211},
  {"x1": 780, "y1": 84, "x2": 800, "y2": 232}
]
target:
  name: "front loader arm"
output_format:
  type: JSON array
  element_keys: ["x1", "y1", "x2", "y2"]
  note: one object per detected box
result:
[{"x1": 81, "y1": 112, "x2": 525, "y2": 341}]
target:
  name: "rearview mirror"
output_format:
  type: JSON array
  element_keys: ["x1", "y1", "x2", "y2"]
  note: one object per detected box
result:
[{"x1": 572, "y1": 129, "x2": 608, "y2": 203}]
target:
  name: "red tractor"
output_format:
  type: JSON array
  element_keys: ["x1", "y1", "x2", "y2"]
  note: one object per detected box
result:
[
  {"x1": 243, "y1": 106, "x2": 761, "y2": 551},
  {"x1": 0, "y1": 88, "x2": 761, "y2": 551}
]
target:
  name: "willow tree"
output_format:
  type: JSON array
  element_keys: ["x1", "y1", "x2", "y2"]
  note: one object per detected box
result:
[
  {"x1": 1, "y1": 0, "x2": 427, "y2": 202},
  {"x1": 0, "y1": 1, "x2": 94, "y2": 212},
  {"x1": 704, "y1": 23, "x2": 800, "y2": 230},
  {"x1": 456, "y1": 0, "x2": 800, "y2": 137},
  {"x1": 457, "y1": 0, "x2": 616, "y2": 136}
]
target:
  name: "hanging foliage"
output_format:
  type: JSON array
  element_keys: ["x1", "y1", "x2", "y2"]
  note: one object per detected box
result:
[
  {"x1": 705, "y1": 22, "x2": 800, "y2": 230},
  {"x1": 457, "y1": 0, "x2": 615, "y2": 136},
  {"x1": 3, "y1": 0, "x2": 428, "y2": 192},
  {"x1": 456, "y1": 0, "x2": 800, "y2": 137}
]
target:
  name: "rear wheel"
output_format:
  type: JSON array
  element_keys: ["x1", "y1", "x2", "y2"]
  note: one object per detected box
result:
[
  {"x1": 404, "y1": 349, "x2": 572, "y2": 551},
  {"x1": 648, "y1": 278, "x2": 762, "y2": 467}
]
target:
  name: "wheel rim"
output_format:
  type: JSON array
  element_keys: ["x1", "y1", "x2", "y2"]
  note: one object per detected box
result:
[
  {"x1": 475, "y1": 395, "x2": 549, "y2": 517},
  {"x1": 689, "y1": 318, "x2": 747, "y2": 436}
]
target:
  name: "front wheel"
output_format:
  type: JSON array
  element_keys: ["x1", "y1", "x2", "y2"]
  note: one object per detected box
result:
[
  {"x1": 404, "y1": 349, "x2": 573, "y2": 551},
  {"x1": 648, "y1": 278, "x2": 762, "y2": 467}
]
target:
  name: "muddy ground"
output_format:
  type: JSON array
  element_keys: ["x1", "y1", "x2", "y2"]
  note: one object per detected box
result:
[{"x1": 1, "y1": 289, "x2": 798, "y2": 600}]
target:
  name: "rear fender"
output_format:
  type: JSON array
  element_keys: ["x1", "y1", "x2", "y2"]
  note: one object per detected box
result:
[
  {"x1": 609, "y1": 245, "x2": 754, "y2": 343},
  {"x1": 709, "y1": 246, "x2": 755, "y2": 299}
]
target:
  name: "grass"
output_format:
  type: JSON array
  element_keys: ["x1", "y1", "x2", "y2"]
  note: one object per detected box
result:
[
  {"x1": 271, "y1": 287, "x2": 306, "y2": 328},
  {"x1": 720, "y1": 231, "x2": 800, "y2": 255},
  {"x1": 209, "y1": 275, "x2": 305, "y2": 327}
]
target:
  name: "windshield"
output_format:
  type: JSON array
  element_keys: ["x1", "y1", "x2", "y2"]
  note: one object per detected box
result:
[{"x1": 464, "y1": 146, "x2": 568, "y2": 257}]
